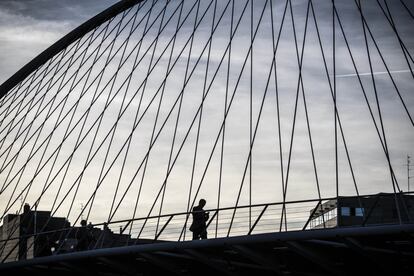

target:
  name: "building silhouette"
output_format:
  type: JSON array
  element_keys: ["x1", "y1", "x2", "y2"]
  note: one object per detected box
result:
[
  {"x1": 0, "y1": 204, "x2": 69, "y2": 262},
  {"x1": 310, "y1": 193, "x2": 414, "y2": 229},
  {"x1": 0, "y1": 204, "x2": 132, "y2": 262}
]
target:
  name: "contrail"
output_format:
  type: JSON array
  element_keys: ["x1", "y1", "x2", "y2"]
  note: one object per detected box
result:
[{"x1": 333, "y1": 69, "x2": 413, "y2": 78}]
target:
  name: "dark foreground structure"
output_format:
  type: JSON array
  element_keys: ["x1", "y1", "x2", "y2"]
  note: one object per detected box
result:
[
  {"x1": 0, "y1": 223, "x2": 413, "y2": 276},
  {"x1": 0, "y1": 204, "x2": 132, "y2": 262}
]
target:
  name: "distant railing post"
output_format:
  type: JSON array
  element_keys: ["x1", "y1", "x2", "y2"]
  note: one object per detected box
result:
[
  {"x1": 206, "y1": 210, "x2": 218, "y2": 229},
  {"x1": 155, "y1": 215, "x2": 174, "y2": 241},
  {"x1": 302, "y1": 200, "x2": 322, "y2": 231},
  {"x1": 248, "y1": 205, "x2": 268, "y2": 235},
  {"x1": 120, "y1": 220, "x2": 132, "y2": 234}
]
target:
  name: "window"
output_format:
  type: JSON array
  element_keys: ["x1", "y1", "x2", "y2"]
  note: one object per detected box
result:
[
  {"x1": 355, "y1": 207, "x2": 364, "y2": 217},
  {"x1": 341, "y1": 207, "x2": 351, "y2": 216}
]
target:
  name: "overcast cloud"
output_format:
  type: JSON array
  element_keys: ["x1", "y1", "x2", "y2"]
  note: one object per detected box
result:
[{"x1": 0, "y1": 0, "x2": 118, "y2": 83}]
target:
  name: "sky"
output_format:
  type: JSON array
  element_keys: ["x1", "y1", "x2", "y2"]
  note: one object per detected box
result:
[
  {"x1": 0, "y1": 0, "x2": 413, "y2": 236},
  {"x1": 0, "y1": 0, "x2": 119, "y2": 83}
]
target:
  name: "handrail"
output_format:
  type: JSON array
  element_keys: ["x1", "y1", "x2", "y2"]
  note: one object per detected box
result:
[{"x1": 1, "y1": 191, "x2": 412, "y2": 244}]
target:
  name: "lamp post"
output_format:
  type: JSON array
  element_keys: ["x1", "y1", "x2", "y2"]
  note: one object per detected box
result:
[{"x1": 407, "y1": 155, "x2": 413, "y2": 192}]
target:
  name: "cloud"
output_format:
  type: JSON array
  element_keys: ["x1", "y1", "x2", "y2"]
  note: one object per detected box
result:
[{"x1": 0, "y1": 0, "x2": 118, "y2": 83}]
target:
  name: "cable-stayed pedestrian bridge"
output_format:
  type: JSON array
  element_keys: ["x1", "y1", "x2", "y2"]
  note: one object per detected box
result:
[{"x1": 0, "y1": 0, "x2": 413, "y2": 274}]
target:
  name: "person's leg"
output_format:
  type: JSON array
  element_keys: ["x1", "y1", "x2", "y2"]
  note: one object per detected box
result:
[
  {"x1": 192, "y1": 231, "x2": 198, "y2": 240},
  {"x1": 200, "y1": 230, "x2": 207, "y2": 240}
]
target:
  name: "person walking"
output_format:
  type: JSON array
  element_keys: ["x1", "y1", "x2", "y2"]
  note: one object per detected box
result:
[{"x1": 190, "y1": 199, "x2": 209, "y2": 240}]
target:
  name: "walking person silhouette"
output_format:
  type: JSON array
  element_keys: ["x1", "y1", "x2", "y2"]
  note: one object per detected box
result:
[
  {"x1": 190, "y1": 199, "x2": 209, "y2": 240},
  {"x1": 76, "y1": 219, "x2": 93, "y2": 251}
]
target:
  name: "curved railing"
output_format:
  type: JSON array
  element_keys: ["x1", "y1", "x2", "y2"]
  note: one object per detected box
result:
[{"x1": 1, "y1": 192, "x2": 413, "y2": 263}]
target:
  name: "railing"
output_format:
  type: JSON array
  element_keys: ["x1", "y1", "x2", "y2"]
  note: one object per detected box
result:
[{"x1": 1, "y1": 192, "x2": 413, "y2": 263}]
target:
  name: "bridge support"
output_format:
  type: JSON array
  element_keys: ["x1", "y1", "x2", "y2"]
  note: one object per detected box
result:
[
  {"x1": 232, "y1": 245, "x2": 283, "y2": 275},
  {"x1": 1, "y1": 224, "x2": 414, "y2": 275}
]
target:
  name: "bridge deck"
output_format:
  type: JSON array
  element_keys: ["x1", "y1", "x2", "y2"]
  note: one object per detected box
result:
[{"x1": 1, "y1": 223, "x2": 413, "y2": 276}]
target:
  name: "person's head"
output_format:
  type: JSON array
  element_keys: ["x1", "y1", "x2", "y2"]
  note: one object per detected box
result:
[
  {"x1": 199, "y1": 199, "x2": 206, "y2": 208},
  {"x1": 80, "y1": 219, "x2": 87, "y2": 227}
]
